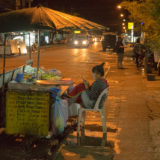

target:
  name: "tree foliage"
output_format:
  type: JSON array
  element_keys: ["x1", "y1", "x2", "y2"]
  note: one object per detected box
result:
[{"x1": 120, "y1": 0, "x2": 160, "y2": 50}]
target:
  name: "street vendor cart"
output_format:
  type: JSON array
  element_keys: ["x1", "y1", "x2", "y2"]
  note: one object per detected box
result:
[{"x1": 5, "y1": 71, "x2": 73, "y2": 136}]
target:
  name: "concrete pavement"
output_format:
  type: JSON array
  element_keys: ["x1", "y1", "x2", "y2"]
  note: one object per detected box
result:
[{"x1": 54, "y1": 47, "x2": 156, "y2": 160}]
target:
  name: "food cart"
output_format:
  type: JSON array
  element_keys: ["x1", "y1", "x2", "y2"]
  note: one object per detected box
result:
[{"x1": 5, "y1": 67, "x2": 73, "y2": 137}]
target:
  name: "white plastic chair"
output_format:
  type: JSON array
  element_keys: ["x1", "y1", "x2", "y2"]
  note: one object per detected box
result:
[{"x1": 77, "y1": 88, "x2": 109, "y2": 146}]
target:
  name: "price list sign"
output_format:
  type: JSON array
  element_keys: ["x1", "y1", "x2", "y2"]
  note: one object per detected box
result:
[{"x1": 6, "y1": 91, "x2": 50, "y2": 136}]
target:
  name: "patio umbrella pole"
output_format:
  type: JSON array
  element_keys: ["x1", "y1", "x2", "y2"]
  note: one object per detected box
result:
[
  {"x1": 29, "y1": 32, "x2": 31, "y2": 59},
  {"x1": 37, "y1": 29, "x2": 40, "y2": 78},
  {"x1": 2, "y1": 34, "x2": 7, "y2": 90},
  {"x1": 2, "y1": 34, "x2": 6, "y2": 122}
]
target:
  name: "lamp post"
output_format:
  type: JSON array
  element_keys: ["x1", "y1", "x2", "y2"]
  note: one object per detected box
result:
[{"x1": 116, "y1": 5, "x2": 127, "y2": 33}]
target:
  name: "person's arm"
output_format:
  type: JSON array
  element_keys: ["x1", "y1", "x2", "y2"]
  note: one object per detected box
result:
[
  {"x1": 83, "y1": 79, "x2": 90, "y2": 89},
  {"x1": 85, "y1": 80, "x2": 103, "y2": 100}
]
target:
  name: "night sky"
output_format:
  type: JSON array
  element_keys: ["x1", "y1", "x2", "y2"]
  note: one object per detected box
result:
[{"x1": 32, "y1": 0, "x2": 122, "y2": 32}]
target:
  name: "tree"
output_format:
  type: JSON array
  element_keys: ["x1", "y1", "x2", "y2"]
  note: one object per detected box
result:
[{"x1": 120, "y1": 0, "x2": 160, "y2": 51}]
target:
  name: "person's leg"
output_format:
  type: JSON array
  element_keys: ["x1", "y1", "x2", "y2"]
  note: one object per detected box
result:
[
  {"x1": 135, "y1": 54, "x2": 138, "y2": 67},
  {"x1": 158, "y1": 66, "x2": 160, "y2": 76},
  {"x1": 81, "y1": 91, "x2": 95, "y2": 109},
  {"x1": 120, "y1": 54, "x2": 124, "y2": 68},
  {"x1": 68, "y1": 83, "x2": 86, "y2": 96},
  {"x1": 117, "y1": 54, "x2": 121, "y2": 69},
  {"x1": 154, "y1": 62, "x2": 158, "y2": 71},
  {"x1": 118, "y1": 54, "x2": 123, "y2": 69}
]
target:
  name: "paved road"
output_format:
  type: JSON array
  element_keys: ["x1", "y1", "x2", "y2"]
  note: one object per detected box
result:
[
  {"x1": 1, "y1": 43, "x2": 157, "y2": 159},
  {"x1": 0, "y1": 43, "x2": 104, "y2": 84}
]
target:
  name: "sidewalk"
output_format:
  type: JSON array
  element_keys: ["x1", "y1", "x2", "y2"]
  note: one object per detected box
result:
[{"x1": 55, "y1": 51, "x2": 157, "y2": 160}]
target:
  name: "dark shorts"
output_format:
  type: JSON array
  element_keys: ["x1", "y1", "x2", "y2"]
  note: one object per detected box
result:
[{"x1": 117, "y1": 53, "x2": 124, "y2": 62}]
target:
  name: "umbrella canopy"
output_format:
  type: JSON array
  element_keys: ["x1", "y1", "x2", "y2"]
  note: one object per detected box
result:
[
  {"x1": 0, "y1": 6, "x2": 105, "y2": 32},
  {"x1": 0, "y1": 6, "x2": 105, "y2": 81}
]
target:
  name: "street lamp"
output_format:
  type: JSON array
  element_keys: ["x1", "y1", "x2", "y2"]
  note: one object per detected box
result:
[
  {"x1": 117, "y1": 5, "x2": 122, "y2": 9},
  {"x1": 123, "y1": 19, "x2": 126, "y2": 22},
  {"x1": 122, "y1": 23, "x2": 125, "y2": 26},
  {"x1": 120, "y1": 14, "x2": 124, "y2": 17}
]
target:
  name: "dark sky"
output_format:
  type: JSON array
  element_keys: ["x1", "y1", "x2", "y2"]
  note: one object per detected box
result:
[{"x1": 33, "y1": 0, "x2": 122, "y2": 32}]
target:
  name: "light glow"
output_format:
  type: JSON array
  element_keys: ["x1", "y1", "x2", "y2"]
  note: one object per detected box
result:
[
  {"x1": 120, "y1": 14, "x2": 124, "y2": 17},
  {"x1": 74, "y1": 30, "x2": 81, "y2": 34},
  {"x1": 22, "y1": 48, "x2": 27, "y2": 54},
  {"x1": 93, "y1": 38, "x2": 97, "y2": 42},
  {"x1": 25, "y1": 32, "x2": 36, "y2": 46},
  {"x1": 117, "y1": 5, "x2": 122, "y2": 9},
  {"x1": 74, "y1": 40, "x2": 79, "y2": 45},
  {"x1": 82, "y1": 40, "x2": 87, "y2": 45}
]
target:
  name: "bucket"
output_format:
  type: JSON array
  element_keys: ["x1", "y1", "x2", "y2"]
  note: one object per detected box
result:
[
  {"x1": 147, "y1": 74, "x2": 155, "y2": 81},
  {"x1": 15, "y1": 73, "x2": 24, "y2": 82}
]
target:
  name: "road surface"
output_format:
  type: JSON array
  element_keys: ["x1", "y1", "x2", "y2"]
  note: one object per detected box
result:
[{"x1": 1, "y1": 43, "x2": 158, "y2": 160}]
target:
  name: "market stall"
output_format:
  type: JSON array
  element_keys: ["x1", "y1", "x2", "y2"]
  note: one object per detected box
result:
[
  {"x1": 5, "y1": 67, "x2": 74, "y2": 137},
  {"x1": 0, "y1": 6, "x2": 105, "y2": 138}
]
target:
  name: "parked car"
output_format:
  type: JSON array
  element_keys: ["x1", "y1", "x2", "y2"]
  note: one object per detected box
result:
[
  {"x1": 101, "y1": 32, "x2": 117, "y2": 51},
  {"x1": 92, "y1": 35, "x2": 102, "y2": 42}
]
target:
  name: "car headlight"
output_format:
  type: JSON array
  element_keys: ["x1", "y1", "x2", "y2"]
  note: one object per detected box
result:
[
  {"x1": 82, "y1": 40, "x2": 87, "y2": 45},
  {"x1": 74, "y1": 40, "x2": 78, "y2": 45}
]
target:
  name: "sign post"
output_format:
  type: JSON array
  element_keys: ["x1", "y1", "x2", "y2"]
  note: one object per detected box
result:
[{"x1": 128, "y1": 22, "x2": 134, "y2": 42}]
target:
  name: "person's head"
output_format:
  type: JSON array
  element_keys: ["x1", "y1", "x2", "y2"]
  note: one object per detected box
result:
[
  {"x1": 92, "y1": 62, "x2": 105, "y2": 80},
  {"x1": 26, "y1": 59, "x2": 33, "y2": 66}
]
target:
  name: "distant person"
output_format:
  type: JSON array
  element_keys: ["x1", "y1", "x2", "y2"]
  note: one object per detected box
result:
[
  {"x1": 24, "y1": 59, "x2": 35, "y2": 74},
  {"x1": 133, "y1": 38, "x2": 141, "y2": 68},
  {"x1": 154, "y1": 50, "x2": 160, "y2": 74},
  {"x1": 115, "y1": 37, "x2": 125, "y2": 69}
]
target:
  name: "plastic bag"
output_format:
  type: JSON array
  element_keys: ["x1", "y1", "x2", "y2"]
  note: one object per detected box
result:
[
  {"x1": 68, "y1": 103, "x2": 80, "y2": 117},
  {"x1": 51, "y1": 98, "x2": 65, "y2": 135},
  {"x1": 61, "y1": 100, "x2": 69, "y2": 127}
]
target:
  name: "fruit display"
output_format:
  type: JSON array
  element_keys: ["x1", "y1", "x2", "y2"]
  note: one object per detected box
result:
[{"x1": 41, "y1": 73, "x2": 62, "y2": 81}]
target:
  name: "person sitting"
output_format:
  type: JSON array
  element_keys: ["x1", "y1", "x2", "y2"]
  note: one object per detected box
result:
[
  {"x1": 24, "y1": 59, "x2": 35, "y2": 74},
  {"x1": 66, "y1": 63, "x2": 109, "y2": 109}
]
